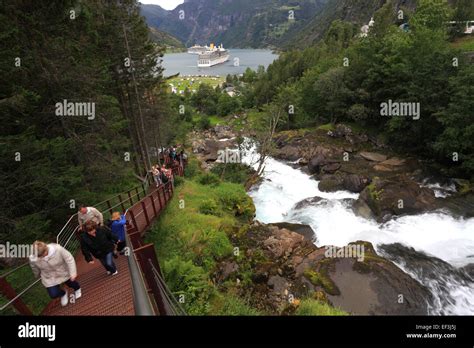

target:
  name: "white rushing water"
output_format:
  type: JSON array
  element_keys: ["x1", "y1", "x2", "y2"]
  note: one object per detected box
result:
[{"x1": 241, "y1": 141, "x2": 474, "y2": 315}]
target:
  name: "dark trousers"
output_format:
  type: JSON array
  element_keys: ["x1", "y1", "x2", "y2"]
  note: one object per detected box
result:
[
  {"x1": 117, "y1": 241, "x2": 126, "y2": 253},
  {"x1": 98, "y1": 252, "x2": 117, "y2": 273},
  {"x1": 46, "y1": 279, "x2": 80, "y2": 299}
]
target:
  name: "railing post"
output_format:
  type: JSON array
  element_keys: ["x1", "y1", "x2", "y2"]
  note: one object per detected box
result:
[
  {"x1": 142, "y1": 182, "x2": 147, "y2": 196},
  {"x1": 129, "y1": 210, "x2": 138, "y2": 231},
  {"x1": 150, "y1": 195, "x2": 157, "y2": 217},
  {"x1": 136, "y1": 187, "x2": 140, "y2": 201},
  {"x1": 118, "y1": 194, "x2": 126, "y2": 213},
  {"x1": 157, "y1": 187, "x2": 163, "y2": 212},
  {"x1": 134, "y1": 244, "x2": 170, "y2": 315},
  {"x1": 141, "y1": 201, "x2": 150, "y2": 228},
  {"x1": 106, "y1": 200, "x2": 113, "y2": 216},
  {"x1": 128, "y1": 190, "x2": 133, "y2": 206},
  {"x1": 0, "y1": 277, "x2": 33, "y2": 315}
]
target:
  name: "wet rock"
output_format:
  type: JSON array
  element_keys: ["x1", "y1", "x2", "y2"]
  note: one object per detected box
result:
[
  {"x1": 381, "y1": 157, "x2": 406, "y2": 166},
  {"x1": 270, "y1": 222, "x2": 316, "y2": 243},
  {"x1": 318, "y1": 177, "x2": 344, "y2": 192},
  {"x1": 263, "y1": 228, "x2": 305, "y2": 258},
  {"x1": 292, "y1": 196, "x2": 325, "y2": 210},
  {"x1": 308, "y1": 154, "x2": 327, "y2": 174},
  {"x1": 322, "y1": 163, "x2": 341, "y2": 174},
  {"x1": 275, "y1": 145, "x2": 301, "y2": 161},
  {"x1": 343, "y1": 174, "x2": 369, "y2": 193},
  {"x1": 356, "y1": 177, "x2": 437, "y2": 221},
  {"x1": 213, "y1": 125, "x2": 234, "y2": 139},
  {"x1": 373, "y1": 164, "x2": 395, "y2": 172},
  {"x1": 360, "y1": 151, "x2": 388, "y2": 162}
]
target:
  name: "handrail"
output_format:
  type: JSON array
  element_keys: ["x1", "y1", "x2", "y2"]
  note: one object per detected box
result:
[
  {"x1": 0, "y1": 173, "x2": 152, "y2": 314},
  {"x1": 0, "y1": 163, "x2": 182, "y2": 315},
  {"x1": 124, "y1": 208, "x2": 155, "y2": 316}
]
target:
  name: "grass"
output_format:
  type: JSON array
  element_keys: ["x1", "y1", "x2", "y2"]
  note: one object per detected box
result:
[
  {"x1": 451, "y1": 35, "x2": 474, "y2": 52},
  {"x1": 192, "y1": 114, "x2": 228, "y2": 128},
  {"x1": 168, "y1": 76, "x2": 225, "y2": 94},
  {"x1": 146, "y1": 162, "x2": 257, "y2": 315},
  {"x1": 296, "y1": 299, "x2": 348, "y2": 316}
]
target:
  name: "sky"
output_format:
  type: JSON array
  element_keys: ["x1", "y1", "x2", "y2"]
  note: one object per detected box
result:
[{"x1": 139, "y1": 0, "x2": 184, "y2": 10}]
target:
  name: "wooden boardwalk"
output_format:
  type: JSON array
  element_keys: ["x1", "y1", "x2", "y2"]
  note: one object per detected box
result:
[{"x1": 41, "y1": 183, "x2": 171, "y2": 316}]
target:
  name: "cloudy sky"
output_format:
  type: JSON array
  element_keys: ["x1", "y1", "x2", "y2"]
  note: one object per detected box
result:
[{"x1": 139, "y1": 0, "x2": 184, "y2": 10}]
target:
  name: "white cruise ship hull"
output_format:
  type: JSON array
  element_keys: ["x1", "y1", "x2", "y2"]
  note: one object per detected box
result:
[{"x1": 198, "y1": 54, "x2": 230, "y2": 67}]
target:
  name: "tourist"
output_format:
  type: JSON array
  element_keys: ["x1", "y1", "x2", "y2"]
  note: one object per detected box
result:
[
  {"x1": 151, "y1": 165, "x2": 161, "y2": 187},
  {"x1": 80, "y1": 221, "x2": 118, "y2": 275},
  {"x1": 29, "y1": 241, "x2": 81, "y2": 307},
  {"x1": 78, "y1": 205, "x2": 103, "y2": 232},
  {"x1": 110, "y1": 212, "x2": 127, "y2": 255}
]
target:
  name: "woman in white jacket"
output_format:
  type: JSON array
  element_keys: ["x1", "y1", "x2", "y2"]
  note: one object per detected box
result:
[{"x1": 29, "y1": 241, "x2": 81, "y2": 307}]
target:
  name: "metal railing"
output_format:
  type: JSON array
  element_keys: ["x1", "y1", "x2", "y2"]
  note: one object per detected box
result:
[
  {"x1": 1, "y1": 157, "x2": 187, "y2": 316},
  {"x1": 0, "y1": 173, "x2": 153, "y2": 315}
]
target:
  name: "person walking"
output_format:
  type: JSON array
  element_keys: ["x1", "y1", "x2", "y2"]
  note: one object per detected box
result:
[
  {"x1": 29, "y1": 241, "x2": 81, "y2": 307},
  {"x1": 110, "y1": 212, "x2": 127, "y2": 255},
  {"x1": 78, "y1": 205, "x2": 103, "y2": 232},
  {"x1": 80, "y1": 221, "x2": 118, "y2": 275}
]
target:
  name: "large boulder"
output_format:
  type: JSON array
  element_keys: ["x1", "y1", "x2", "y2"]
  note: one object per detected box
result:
[
  {"x1": 275, "y1": 145, "x2": 301, "y2": 161},
  {"x1": 360, "y1": 151, "x2": 388, "y2": 162},
  {"x1": 308, "y1": 154, "x2": 327, "y2": 174},
  {"x1": 343, "y1": 174, "x2": 369, "y2": 193},
  {"x1": 356, "y1": 177, "x2": 437, "y2": 221},
  {"x1": 318, "y1": 176, "x2": 344, "y2": 192}
]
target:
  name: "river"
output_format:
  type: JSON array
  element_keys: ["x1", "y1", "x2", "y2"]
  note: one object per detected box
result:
[
  {"x1": 161, "y1": 49, "x2": 278, "y2": 77},
  {"x1": 242, "y1": 141, "x2": 474, "y2": 315}
]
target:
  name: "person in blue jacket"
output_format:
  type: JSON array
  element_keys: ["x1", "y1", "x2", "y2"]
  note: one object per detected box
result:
[{"x1": 110, "y1": 212, "x2": 127, "y2": 255}]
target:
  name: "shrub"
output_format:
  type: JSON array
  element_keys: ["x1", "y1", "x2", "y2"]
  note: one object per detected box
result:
[
  {"x1": 295, "y1": 299, "x2": 348, "y2": 316},
  {"x1": 197, "y1": 172, "x2": 221, "y2": 186},
  {"x1": 184, "y1": 157, "x2": 201, "y2": 178},
  {"x1": 197, "y1": 116, "x2": 211, "y2": 130},
  {"x1": 163, "y1": 256, "x2": 213, "y2": 314},
  {"x1": 174, "y1": 175, "x2": 185, "y2": 187},
  {"x1": 199, "y1": 199, "x2": 219, "y2": 215},
  {"x1": 210, "y1": 163, "x2": 254, "y2": 185},
  {"x1": 215, "y1": 183, "x2": 255, "y2": 219}
]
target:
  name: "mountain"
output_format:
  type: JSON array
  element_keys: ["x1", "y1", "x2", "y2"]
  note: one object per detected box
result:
[
  {"x1": 141, "y1": 0, "x2": 329, "y2": 48},
  {"x1": 148, "y1": 26, "x2": 186, "y2": 51},
  {"x1": 284, "y1": 0, "x2": 418, "y2": 48}
]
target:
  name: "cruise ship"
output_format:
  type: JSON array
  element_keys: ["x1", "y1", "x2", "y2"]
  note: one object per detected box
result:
[
  {"x1": 197, "y1": 43, "x2": 230, "y2": 67},
  {"x1": 187, "y1": 44, "x2": 208, "y2": 55}
]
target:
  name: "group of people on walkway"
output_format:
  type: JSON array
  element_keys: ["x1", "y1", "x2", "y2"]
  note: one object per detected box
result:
[
  {"x1": 151, "y1": 147, "x2": 187, "y2": 187},
  {"x1": 29, "y1": 206, "x2": 128, "y2": 307},
  {"x1": 28, "y1": 150, "x2": 186, "y2": 308}
]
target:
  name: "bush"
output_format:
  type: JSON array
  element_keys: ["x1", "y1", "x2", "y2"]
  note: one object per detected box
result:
[
  {"x1": 197, "y1": 116, "x2": 211, "y2": 130},
  {"x1": 295, "y1": 299, "x2": 348, "y2": 316},
  {"x1": 199, "y1": 199, "x2": 219, "y2": 215},
  {"x1": 197, "y1": 173, "x2": 221, "y2": 186},
  {"x1": 215, "y1": 183, "x2": 255, "y2": 219},
  {"x1": 210, "y1": 163, "x2": 254, "y2": 185},
  {"x1": 174, "y1": 175, "x2": 185, "y2": 187},
  {"x1": 184, "y1": 158, "x2": 201, "y2": 178},
  {"x1": 163, "y1": 256, "x2": 213, "y2": 315},
  {"x1": 211, "y1": 293, "x2": 261, "y2": 316}
]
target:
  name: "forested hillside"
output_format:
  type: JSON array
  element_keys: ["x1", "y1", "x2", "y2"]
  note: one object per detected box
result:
[
  {"x1": 233, "y1": 0, "x2": 473, "y2": 178},
  {"x1": 0, "y1": 0, "x2": 180, "y2": 245},
  {"x1": 141, "y1": 0, "x2": 329, "y2": 48}
]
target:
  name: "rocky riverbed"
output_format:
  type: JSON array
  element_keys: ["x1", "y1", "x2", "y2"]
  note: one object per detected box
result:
[{"x1": 189, "y1": 123, "x2": 474, "y2": 315}]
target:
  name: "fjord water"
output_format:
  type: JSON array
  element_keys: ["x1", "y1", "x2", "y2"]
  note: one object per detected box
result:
[
  {"x1": 242, "y1": 142, "x2": 474, "y2": 315},
  {"x1": 161, "y1": 49, "x2": 278, "y2": 76}
]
